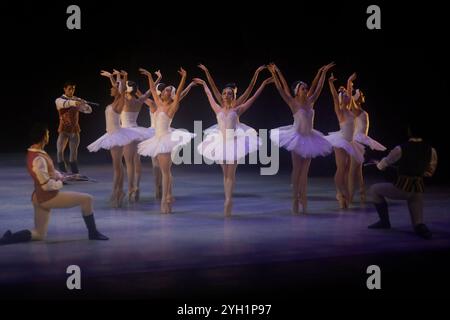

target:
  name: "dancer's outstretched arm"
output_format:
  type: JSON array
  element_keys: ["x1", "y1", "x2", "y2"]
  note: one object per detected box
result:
[
  {"x1": 198, "y1": 64, "x2": 222, "y2": 103},
  {"x1": 180, "y1": 81, "x2": 197, "y2": 101},
  {"x1": 308, "y1": 62, "x2": 335, "y2": 105},
  {"x1": 169, "y1": 67, "x2": 187, "y2": 114},
  {"x1": 347, "y1": 72, "x2": 357, "y2": 99},
  {"x1": 236, "y1": 77, "x2": 274, "y2": 116},
  {"x1": 137, "y1": 89, "x2": 157, "y2": 112},
  {"x1": 328, "y1": 73, "x2": 342, "y2": 118},
  {"x1": 271, "y1": 64, "x2": 291, "y2": 97},
  {"x1": 268, "y1": 64, "x2": 294, "y2": 109},
  {"x1": 193, "y1": 78, "x2": 222, "y2": 114},
  {"x1": 308, "y1": 66, "x2": 325, "y2": 98},
  {"x1": 100, "y1": 70, "x2": 117, "y2": 87},
  {"x1": 236, "y1": 65, "x2": 266, "y2": 105},
  {"x1": 139, "y1": 68, "x2": 161, "y2": 103}
]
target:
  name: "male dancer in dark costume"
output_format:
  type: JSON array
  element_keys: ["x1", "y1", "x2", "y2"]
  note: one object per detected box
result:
[{"x1": 368, "y1": 123, "x2": 438, "y2": 239}]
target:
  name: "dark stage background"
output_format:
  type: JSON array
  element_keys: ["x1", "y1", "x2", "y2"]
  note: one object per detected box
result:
[{"x1": 0, "y1": 1, "x2": 448, "y2": 182}]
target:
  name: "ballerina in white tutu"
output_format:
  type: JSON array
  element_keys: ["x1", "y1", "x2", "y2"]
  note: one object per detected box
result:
[
  {"x1": 349, "y1": 88, "x2": 387, "y2": 203},
  {"x1": 137, "y1": 67, "x2": 195, "y2": 214},
  {"x1": 194, "y1": 74, "x2": 273, "y2": 217},
  {"x1": 119, "y1": 70, "x2": 156, "y2": 203},
  {"x1": 267, "y1": 63, "x2": 334, "y2": 214},
  {"x1": 87, "y1": 70, "x2": 144, "y2": 207},
  {"x1": 139, "y1": 73, "x2": 197, "y2": 200},
  {"x1": 325, "y1": 72, "x2": 362, "y2": 209}
]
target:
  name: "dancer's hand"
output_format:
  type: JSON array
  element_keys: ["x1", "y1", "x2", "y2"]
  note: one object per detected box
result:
[
  {"x1": 139, "y1": 68, "x2": 151, "y2": 77},
  {"x1": 178, "y1": 67, "x2": 187, "y2": 77},
  {"x1": 323, "y1": 62, "x2": 335, "y2": 72},
  {"x1": 267, "y1": 63, "x2": 276, "y2": 74},
  {"x1": 155, "y1": 70, "x2": 162, "y2": 79},
  {"x1": 348, "y1": 72, "x2": 357, "y2": 82},
  {"x1": 193, "y1": 78, "x2": 206, "y2": 86},
  {"x1": 263, "y1": 76, "x2": 275, "y2": 86},
  {"x1": 198, "y1": 64, "x2": 208, "y2": 72},
  {"x1": 329, "y1": 73, "x2": 337, "y2": 82},
  {"x1": 100, "y1": 70, "x2": 112, "y2": 78}
]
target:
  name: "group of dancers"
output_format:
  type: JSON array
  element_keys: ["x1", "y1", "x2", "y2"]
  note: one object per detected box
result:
[{"x1": 0, "y1": 63, "x2": 438, "y2": 245}]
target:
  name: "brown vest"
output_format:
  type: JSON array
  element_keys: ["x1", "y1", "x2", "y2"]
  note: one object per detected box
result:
[
  {"x1": 57, "y1": 96, "x2": 80, "y2": 133},
  {"x1": 27, "y1": 149, "x2": 59, "y2": 203}
]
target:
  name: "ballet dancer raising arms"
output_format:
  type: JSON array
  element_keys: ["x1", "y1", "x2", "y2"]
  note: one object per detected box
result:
[
  {"x1": 138, "y1": 71, "x2": 197, "y2": 200},
  {"x1": 137, "y1": 68, "x2": 195, "y2": 214},
  {"x1": 87, "y1": 71, "x2": 146, "y2": 208},
  {"x1": 194, "y1": 74, "x2": 273, "y2": 217},
  {"x1": 268, "y1": 63, "x2": 334, "y2": 214},
  {"x1": 120, "y1": 70, "x2": 155, "y2": 203},
  {"x1": 349, "y1": 87, "x2": 387, "y2": 204},
  {"x1": 325, "y1": 72, "x2": 363, "y2": 209}
]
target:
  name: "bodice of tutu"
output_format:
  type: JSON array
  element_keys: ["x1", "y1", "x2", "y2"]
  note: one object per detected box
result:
[
  {"x1": 293, "y1": 108, "x2": 314, "y2": 135},
  {"x1": 105, "y1": 105, "x2": 121, "y2": 133},
  {"x1": 339, "y1": 110, "x2": 355, "y2": 141},
  {"x1": 149, "y1": 110, "x2": 156, "y2": 128},
  {"x1": 217, "y1": 110, "x2": 239, "y2": 140},
  {"x1": 155, "y1": 111, "x2": 173, "y2": 137},
  {"x1": 120, "y1": 111, "x2": 139, "y2": 128},
  {"x1": 354, "y1": 111, "x2": 368, "y2": 135}
]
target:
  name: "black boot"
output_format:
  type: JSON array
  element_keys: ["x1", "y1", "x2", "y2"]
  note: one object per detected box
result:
[
  {"x1": 414, "y1": 224, "x2": 432, "y2": 240},
  {"x1": 0, "y1": 229, "x2": 32, "y2": 245},
  {"x1": 83, "y1": 214, "x2": 109, "y2": 240},
  {"x1": 58, "y1": 161, "x2": 67, "y2": 173},
  {"x1": 368, "y1": 202, "x2": 391, "y2": 229},
  {"x1": 69, "y1": 161, "x2": 79, "y2": 174}
]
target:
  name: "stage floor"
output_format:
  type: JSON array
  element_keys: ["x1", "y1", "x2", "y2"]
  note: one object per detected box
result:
[{"x1": 1, "y1": 155, "x2": 450, "y2": 299}]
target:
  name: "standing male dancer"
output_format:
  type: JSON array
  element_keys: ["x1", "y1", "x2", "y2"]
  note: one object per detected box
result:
[{"x1": 55, "y1": 81, "x2": 93, "y2": 174}]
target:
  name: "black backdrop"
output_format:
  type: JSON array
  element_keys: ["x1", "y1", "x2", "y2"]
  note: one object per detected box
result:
[{"x1": 0, "y1": 1, "x2": 448, "y2": 182}]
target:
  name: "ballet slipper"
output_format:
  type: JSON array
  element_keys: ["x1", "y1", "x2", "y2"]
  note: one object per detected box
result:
[{"x1": 292, "y1": 197, "x2": 300, "y2": 215}]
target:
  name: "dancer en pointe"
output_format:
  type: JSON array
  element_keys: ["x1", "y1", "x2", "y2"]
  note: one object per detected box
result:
[
  {"x1": 87, "y1": 71, "x2": 146, "y2": 208},
  {"x1": 120, "y1": 70, "x2": 155, "y2": 203},
  {"x1": 137, "y1": 67, "x2": 195, "y2": 214},
  {"x1": 138, "y1": 71, "x2": 197, "y2": 200},
  {"x1": 348, "y1": 88, "x2": 387, "y2": 204},
  {"x1": 194, "y1": 73, "x2": 273, "y2": 217},
  {"x1": 0, "y1": 124, "x2": 108, "y2": 245},
  {"x1": 325, "y1": 72, "x2": 363, "y2": 209},
  {"x1": 268, "y1": 62, "x2": 334, "y2": 214}
]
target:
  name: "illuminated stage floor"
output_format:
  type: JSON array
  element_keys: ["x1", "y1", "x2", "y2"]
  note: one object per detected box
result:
[{"x1": 1, "y1": 155, "x2": 450, "y2": 299}]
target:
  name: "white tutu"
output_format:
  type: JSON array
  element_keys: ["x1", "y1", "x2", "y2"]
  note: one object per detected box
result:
[
  {"x1": 325, "y1": 131, "x2": 365, "y2": 163},
  {"x1": 270, "y1": 125, "x2": 332, "y2": 158},
  {"x1": 126, "y1": 126, "x2": 155, "y2": 141},
  {"x1": 87, "y1": 128, "x2": 146, "y2": 152},
  {"x1": 198, "y1": 123, "x2": 261, "y2": 163},
  {"x1": 138, "y1": 129, "x2": 195, "y2": 157}
]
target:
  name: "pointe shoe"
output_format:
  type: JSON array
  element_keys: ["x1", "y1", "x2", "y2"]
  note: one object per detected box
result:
[
  {"x1": 166, "y1": 196, "x2": 173, "y2": 213},
  {"x1": 337, "y1": 194, "x2": 348, "y2": 209},
  {"x1": 116, "y1": 191, "x2": 125, "y2": 208},
  {"x1": 224, "y1": 199, "x2": 233, "y2": 217},
  {"x1": 300, "y1": 196, "x2": 308, "y2": 214},
  {"x1": 360, "y1": 190, "x2": 367, "y2": 203},
  {"x1": 160, "y1": 198, "x2": 170, "y2": 214}
]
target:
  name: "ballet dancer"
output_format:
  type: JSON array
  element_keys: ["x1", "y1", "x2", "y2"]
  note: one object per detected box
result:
[
  {"x1": 349, "y1": 88, "x2": 387, "y2": 203},
  {"x1": 138, "y1": 71, "x2": 197, "y2": 200},
  {"x1": 0, "y1": 123, "x2": 108, "y2": 245},
  {"x1": 120, "y1": 70, "x2": 155, "y2": 203},
  {"x1": 268, "y1": 62, "x2": 334, "y2": 214},
  {"x1": 325, "y1": 72, "x2": 363, "y2": 209},
  {"x1": 137, "y1": 67, "x2": 195, "y2": 214},
  {"x1": 368, "y1": 122, "x2": 438, "y2": 239},
  {"x1": 55, "y1": 81, "x2": 93, "y2": 174},
  {"x1": 87, "y1": 71, "x2": 147, "y2": 208},
  {"x1": 194, "y1": 74, "x2": 273, "y2": 217}
]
